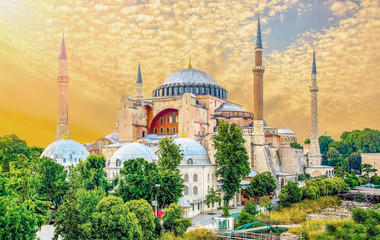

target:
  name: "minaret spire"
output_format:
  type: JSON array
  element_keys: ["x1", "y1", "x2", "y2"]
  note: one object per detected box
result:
[
  {"x1": 55, "y1": 35, "x2": 70, "y2": 140},
  {"x1": 135, "y1": 62, "x2": 143, "y2": 99},
  {"x1": 308, "y1": 49, "x2": 322, "y2": 166},
  {"x1": 256, "y1": 12, "x2": 263, "y2": 49}
]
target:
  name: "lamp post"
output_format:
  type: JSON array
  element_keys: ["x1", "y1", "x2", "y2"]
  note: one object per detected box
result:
[{"x1": 155, "y1": 184, "x2": 161, "y2": 217}]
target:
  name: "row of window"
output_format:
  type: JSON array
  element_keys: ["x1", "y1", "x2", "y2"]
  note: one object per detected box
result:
[
  {"x1": 183, "y1": 185, "x2": 215, "y2": 196},
  {"x1": 159, "y1": 112, "x2": 177, "y2": 124},
  {"x1": 281, "y1": 136, "x2": 297, "y2": 142},
  {"x1": 154, "y1": 127, "x2": 176, "y2": 134},
  {"x1": 152, "y1": 85, "x2": 227, "y2": 99},
  {"x1": 183, "y1": 173, "x2": 215, "y2": 182}
]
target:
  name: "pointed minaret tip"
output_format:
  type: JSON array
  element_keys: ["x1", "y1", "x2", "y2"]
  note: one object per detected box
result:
[
  {"x1": 136, "y1": 62, "x2": 142, "y2": 83},
  {"x1": 187, "y1": 55, "x2": 192, "y2": 68},
  {"x1": 312, "y1": 49, "x2": 317, "y2": 74},
  {"x1": 256, "y1": 13, "x2": 263, "y2": 49},
  {"x1": 59, "y1": 34, "x2": 68, "y2": 59}
]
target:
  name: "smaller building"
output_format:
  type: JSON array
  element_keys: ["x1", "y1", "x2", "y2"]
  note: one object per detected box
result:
[
  {"x1": 305, "y1": 165, "x2": 334, "y2": 178},
  {"x1": 278, "y1": 127, "x2": 297, "y2": 146},
  {"x1": 361, "y1": 153, "x2": 380, "y2": 177}
]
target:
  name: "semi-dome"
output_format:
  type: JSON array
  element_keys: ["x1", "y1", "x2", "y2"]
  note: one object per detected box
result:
[
  {"x1": 174, "y1": 138, "x2": 212, "y2": 165},
  {"x1": 41, "y1": 139, "x2": 89, "y2": 167},
  {"x1": 278, "y1": 128, "x2": 295, "y2": 135},
  {"x1": 109, "y1": 142, "x2": 157, "y2": 167},
  {"x1": 152, "y1": 67, "x2": 227, "y2": 100}
]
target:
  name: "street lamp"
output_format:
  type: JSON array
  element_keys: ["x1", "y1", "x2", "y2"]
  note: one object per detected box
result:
[{"x1": 155, "y1": 184, "x2": 161, "y2": 217}]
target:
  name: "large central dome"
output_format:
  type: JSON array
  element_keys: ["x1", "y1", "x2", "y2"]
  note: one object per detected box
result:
[{"x1": 152, "y1": 66, "x2": 227, "y2": 99}]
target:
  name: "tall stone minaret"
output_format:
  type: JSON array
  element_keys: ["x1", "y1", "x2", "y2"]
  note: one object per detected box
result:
[
  {"x1": 308, "y1": 50, "x2": 322, "y2": 166},
  {"x1": 252, "y1": 13, "x2": 265, "y2": 145},
  {"x1": 135, "y1": 62, "x2": 143, "y2": 99},
  {"x1": 55, "y1": 35, "x2": 70, "y2": 140}
]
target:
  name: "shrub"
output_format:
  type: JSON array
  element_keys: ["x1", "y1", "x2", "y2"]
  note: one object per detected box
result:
[
  {"x1": 222, "y1": 205, "x2": 230, "y2": 217},
  {"x1": 279, "y1": 181, "x2": 302, "y2": 207},
  {"x1": 352, "y1": 208, "x2": 367, "y2": 224},
  {"x1": 184, "y1": 229, "x2": 217, "y2": 240}
]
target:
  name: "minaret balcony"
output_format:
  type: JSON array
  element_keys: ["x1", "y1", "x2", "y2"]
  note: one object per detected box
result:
[
  {"x1": 309, "y1": 86, "x2": 319, "y2": 92},
  {"x1": 252, "y1": 65, "x2": 265, "y2": 71}
]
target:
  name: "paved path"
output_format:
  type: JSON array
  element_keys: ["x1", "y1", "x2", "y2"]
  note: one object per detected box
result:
[
  {"x1": 191, "y1": 206, "x2": 244, "y2": 227},
  {"x1": 36, "y1": 225, "x2": 61, "y2": 240}
]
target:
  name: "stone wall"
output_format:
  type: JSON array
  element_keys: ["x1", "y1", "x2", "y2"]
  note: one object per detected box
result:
[
  {"x1": 361, "y1": 153, "x2": 380, "y2": 177},
  {"x1": 281, "y1": 147, "x2": 305, "y2": 175}
]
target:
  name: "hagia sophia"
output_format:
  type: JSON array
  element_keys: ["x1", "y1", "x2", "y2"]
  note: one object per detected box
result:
[{"x1": 41, "y1": 16, "x2": 333, "y2": 218}]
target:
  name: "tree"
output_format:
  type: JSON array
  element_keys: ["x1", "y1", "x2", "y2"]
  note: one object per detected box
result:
[
  {"x1": 205, "y1": 187, "x2": 222, "y2": 213},
  {"x1": 0, "y1": 135, "x2": 31, "y2": 166},
  {"x1": 32, "y1": 156, "x2": 69, "y2": 207},
  {"x1": 290, "y1": 142, "x2": 303, "y2": 149},
  {"x1": 92, "y1": 196, "x2": 143, "y2": 240},
  {"x1": 304, "y1": 138, "x2": 310, "y2": 144},
  {"x1": 162, "y1": 203, "x2": 191, "y2": 237},
  {"x1": 279, "y1": 181, "x2": 302, "y2": 207},
  {"x1": 319, "y1": 135, "x2": 335, "y2": 160},
  {"x1": 326, "y1": 147, "x2": 340, "y2": 160},
  {"x1": 125, "y1": 199, "x2": 155, "y2": 240},
  {"x1": 238, "y1": 201, "x2": 260, "y2": 225},
  {"x1": 116, "y1": 158, "x2": 160, "y2": 203},
  {"x1": 348, "y1": 152, "x2": 362, "y2": 172},
  {"x1": 68, "y1": 155, "x2": 112, "y2": 193},
  {"x1": 0, "y1": 196, "x2": 45, "y2": 240},
  {"x1": 362, "y1": 164, "x2": 377, "y2": 182},
  {"x1": 259, "y1": 196, "x2": 271, "y2": 213},
  {"x1": 158, "y1": 168, "x2": 185, "y2": 208},
  {"x1": 212, "y1": 121, "x2": 250, "y2": 206},
  {"x1": 245, "y1": 171, "x2": 277, "y2": 198},
  {"x1": 157, "y1": 137, "x2": 184, "y2": 170},
  {"x1": 54, "y1": 188, "x2": 106, "y2": 239}
]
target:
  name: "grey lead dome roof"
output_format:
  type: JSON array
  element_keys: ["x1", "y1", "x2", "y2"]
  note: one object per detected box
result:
[
  {"x1": 109, "y1": 142, "x2": 157, "y2": 167},
  {"x1": 174, "y1": 138, "x2": 212, "y2": 165},
  {"x1": 162, "y1": 68, "x2": 219, "y2": 86},
  {"x1": 41, "y1": 139, "x2": 89, "y2": 167}
]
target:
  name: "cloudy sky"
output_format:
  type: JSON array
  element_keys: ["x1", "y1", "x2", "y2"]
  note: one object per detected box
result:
[{"x1": 0, "y1": 0, "x2": 379, "y2": 147}]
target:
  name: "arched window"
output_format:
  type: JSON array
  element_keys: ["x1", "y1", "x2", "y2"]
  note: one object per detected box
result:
[
  {"x1": 208, "y1": 173, "x2": 210, "y2": 181},
  {"x1": 193, "y1": 186, "x2": 198, "y2": 195},
  {"x1": 208, "y1": 186, "x2": 210, "y2": 192},
  {"x1": 142, "y1": 131, "x2": 145, "y2": 137},
  {"x1": 187, "y1": 158, "x2": 193, "y2": 165},
  {"x1": 184, "y1": 186, "x2": 189, "y2": 195},
  {"x1": 166, "y1": 127, "x2": 170, "y2": 133},
  {"x1": 172, "y1": 112, "x2": 176, "y2": 122},
  {"x1": 166, "y1": 115, "x2": 170, "y2": 123},
  {"x1": 184, "y1": 174, "x2": 189, "y2": 182},
  {"x1": 102, "y1": 140, "x2": 106, "y2": 147},
  {"x1": 107, "y1": 160, "x2": 110, "y2": 166},
  {"x1": 193, "y1": 174, "x2": 198, "y2": 182},
  {"x1": 160, "y1": 127, "x2": 163, "y2": 133},
  {"x1": 173, "y1": 127, "x2": 176, "y2": 133},
  {"x1": 154, "y1": 128, "x2": 158, "y2": 134},
  {"x1": 116, "y1": 159, "x2": 121, "y2": 167},
  {"x1": 161, "y1": 88, "x2": 164, "y2": 96},
  {"x1": 160, "y1": 118, "x2": 163, "y2": 124}
]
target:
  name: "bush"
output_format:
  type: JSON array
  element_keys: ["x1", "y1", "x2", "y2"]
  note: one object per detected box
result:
[
  {"x1": 279, "y1": 181, "x2": 302, "y2": 207},
  {"x1": 370, "y1": 174, "x2": 380, "y2": 185},
  {"x1": 163, "y1": 203, "x2": 191, "y2": 237},
  {"x1": 298, "y1": 174, "x2": 306, "y2": 181},
  {"x1": 222, "y1": 205, "x2": 230, "y2": 217},
  {"x1": 238, "y1": 201, "x2": 260, "y2": 225},
  {"x1": 184, "y1": 229, "x2": 217, "y2": 240}
]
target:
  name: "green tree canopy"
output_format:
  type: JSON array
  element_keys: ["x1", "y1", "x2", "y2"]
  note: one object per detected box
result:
[
  {"x1": 162, "y1": 203, "x2": 191, "y2": 237},
  {"x1": 304, "y1": 138, "x2": 311, "y2": 144},
  {"x1": 205, "y1": 187, "x2": 222, "y2": 213},
  {"x1": 245, "y1": 171, "x2": 277, "y2": 198},
  {"x1": 212, "y1": 121, "x2": 250, "y2": 205},
  {"x1": 157, "y1": 137, "x2": 184, "y2": 170},
  {"x1": 125, "y1": 199, "x2": 155, "y2": 240},
  {"x1": 290, "y1": 142, "x2": 303, "y2": 149},
  {"x1": 279, "y1": 181, "x2": 302, "y2": 207},
  {"x1": 92, "y1": 196, "x2": 143, "y2": 240},
  {"x1": 32, "y1": 156, "x2": 69, "y2": 207},
  {"x1": 238, "y1": 201, "x2": 260, "y2": 225},
  {"x1": 68, "y1": 155, "x2": 112, "y2": 193}
]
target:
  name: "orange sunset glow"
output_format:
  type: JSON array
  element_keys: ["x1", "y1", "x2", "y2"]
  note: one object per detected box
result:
[{"x1": 0, "y1": 0, "x2": 379, "y2": 147}]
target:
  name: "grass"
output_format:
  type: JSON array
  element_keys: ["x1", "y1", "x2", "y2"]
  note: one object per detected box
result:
[
  {"x1": 258, "y1": 196, "x2": 341, "y2": 224},
  {"x1": 288, "y1": 219, "x2": 352, "y2": 239}
]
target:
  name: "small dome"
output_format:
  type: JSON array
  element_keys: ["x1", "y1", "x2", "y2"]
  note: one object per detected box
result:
[
  {"x1": 215, "y1": 103, "x2": 245, "y2": 112},
  {"x1": 109, "y1": 142, "x2": 157, "y2": 167},
  {"x1": 41, "y1": 139, "x2": 89, "y2": 167},
  {"x1": 105, "y1": 133, "x2": 119, "y2": 143},
  {"x1": 278, "y1": 128, "x2": 295, "y2": 134},
  {"x1": 174, "y1": 138, "x2": 211, "y2": 165}
]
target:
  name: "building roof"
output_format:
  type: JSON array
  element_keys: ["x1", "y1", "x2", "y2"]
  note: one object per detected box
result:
[
  {"x1": 109, "y1": 142, "x2": 157, "y2": 167},
  {"x1": 162, "y1": 67, "x2": 218, "y2": 86},
  {"x1": 215, "y1": 103, "x2": 245, "y2": 112},
  {"x1": 174, "y1": 138, "x2": 212, "y2": 165},
  {"x1": 278, "y1": 128, "x2": 295, "y2": 135},
  {"x1": 41, "y1": 139, "x2": 89, "y2": 166},
  {"x1": 105, "y1": 133, "x2": 119, "y2": 143}
]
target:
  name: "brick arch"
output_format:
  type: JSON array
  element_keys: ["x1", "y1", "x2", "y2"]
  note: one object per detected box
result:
[{"x1": 149, "y1": 108, "x2": 179, "y2": 134}]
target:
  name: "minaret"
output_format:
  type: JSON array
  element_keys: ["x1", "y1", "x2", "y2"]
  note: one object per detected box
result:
[
  {"x1": 252, "y1": 13, "x2": 265, "y2": 145},
  {"x1": 135, "y1": 62, "x2": 143, "y2": 99},
  {"x1": 55, "y1": 35, "x2": 71, "y2": 140},
  {"x1": 308, "y1": 50, "x2": 322, "y2": 166}
]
